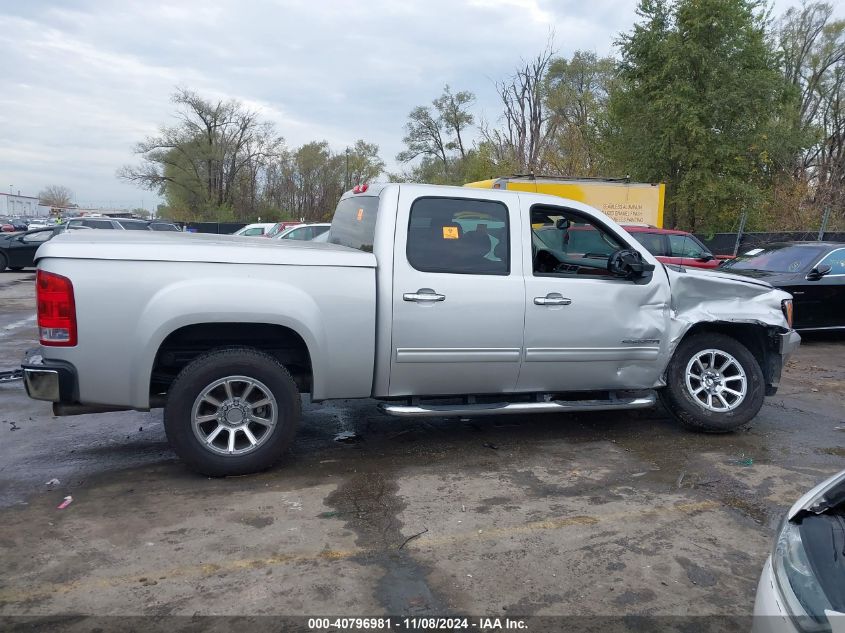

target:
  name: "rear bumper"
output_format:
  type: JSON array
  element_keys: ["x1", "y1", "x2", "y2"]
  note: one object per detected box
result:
[{"x1": 21, "y1": 347, "x2": 78, "y2": 403}]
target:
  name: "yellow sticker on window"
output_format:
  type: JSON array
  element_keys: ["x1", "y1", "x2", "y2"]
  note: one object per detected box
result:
[
  {"x1": 356, "y1": 209, "x2": 364, "y2": 221},
  {"x1": 442, "y1": 226, "x2": 459, "y2": 239}
]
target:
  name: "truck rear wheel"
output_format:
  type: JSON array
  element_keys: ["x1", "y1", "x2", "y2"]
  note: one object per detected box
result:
[
  {"x1": 659, "y1": 333, "x2": 764, "y2": 433},
  {"x1": 164, "y1": 347, "x2": 301, "y2": 476}
]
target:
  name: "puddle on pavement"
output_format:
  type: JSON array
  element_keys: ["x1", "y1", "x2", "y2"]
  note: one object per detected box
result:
[{"x1": 324, "y1": 469, "x2": 452, "y2": 615}]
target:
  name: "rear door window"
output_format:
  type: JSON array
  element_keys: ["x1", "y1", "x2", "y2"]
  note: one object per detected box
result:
[
  {"x1": 149, "y1": 223, "x2": 179, "y2": 232},
  {"x1": 82, "y1": 219, "x2": 115, "y2": 229},
  {"x1": 284, "y1": 227, "x2": 311, "y2": 240},
  {"x1": 629, "y1": 232, "x2": 665, "y2": 256},
  {"x1": 406, "y1": 197, "x2": 509, "y2": 275},
  {"x1": 668, "y1": 234, "x2": 709, "y2": 258},
  {"x1": 117, "y1": 220, "x2": 149, "y2": 230}
]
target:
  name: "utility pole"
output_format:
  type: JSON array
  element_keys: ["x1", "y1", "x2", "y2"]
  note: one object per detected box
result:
[
  {"x1": 733, "y1": 209, "x2": 748, "y2": 257},
  {"x1": 818, "y1": 205, "x2": 831, "y2": 241},
  {"x1": 345, "y1": 147, "x2": 350, "y2": 191}
]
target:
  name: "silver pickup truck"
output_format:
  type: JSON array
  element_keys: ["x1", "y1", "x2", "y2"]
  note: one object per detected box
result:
[{"x1": 23, "y1": 183, "x2": 800, "y2": 475}]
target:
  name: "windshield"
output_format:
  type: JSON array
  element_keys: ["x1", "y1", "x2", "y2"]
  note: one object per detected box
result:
[{"x1": 720, "y1": 244, "x2": 824, "y2": 273}]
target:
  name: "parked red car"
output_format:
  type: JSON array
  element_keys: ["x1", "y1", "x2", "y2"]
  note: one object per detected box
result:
[
  {"x1": 622, "y1": 225, "x2": 726, "y2": 269},
  {"x1": 263, "y1": 221, "x2": 302, "y2": 238}
]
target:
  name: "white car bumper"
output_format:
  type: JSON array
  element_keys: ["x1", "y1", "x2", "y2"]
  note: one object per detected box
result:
[
  {"x1": 753, "y1": 556, "x2": 800, "y2": 633},
  {"x1": 754, "y1": 555, "x2": 845, "y2": 633}
]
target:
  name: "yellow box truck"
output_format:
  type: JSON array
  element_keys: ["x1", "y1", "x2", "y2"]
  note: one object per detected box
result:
[{"x1": 465, "y1": 175, "x2": 665, "y2": 228}]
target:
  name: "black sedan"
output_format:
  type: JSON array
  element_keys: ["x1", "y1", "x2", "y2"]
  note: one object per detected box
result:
[
  {"x1": 0, "y1": 225, "x2": 88, "y2": 272},
  {"x1": 720, "y1": 241, "x2": 845, "y2": 331}
]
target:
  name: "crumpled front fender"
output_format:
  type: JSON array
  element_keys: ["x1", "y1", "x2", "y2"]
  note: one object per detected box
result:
[{"x1": 663, "y1": 265, "x2": 793, "y2": 357}]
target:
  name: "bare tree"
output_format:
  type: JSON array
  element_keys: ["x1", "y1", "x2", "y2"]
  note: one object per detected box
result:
[
  {"x1": 483, "y1": 44, "x2": 558, "y2": 173},
  {"x1": 777, "y1": 2, "x2": 845, "y2": 222},
  {"x1": 38, "y1": 185, "x2": 73, "y2": 208}
]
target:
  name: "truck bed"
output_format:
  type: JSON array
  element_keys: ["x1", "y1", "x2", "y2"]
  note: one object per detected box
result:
[{"x1": 38, "y1": 230, "x2": 376, "y2": 268}]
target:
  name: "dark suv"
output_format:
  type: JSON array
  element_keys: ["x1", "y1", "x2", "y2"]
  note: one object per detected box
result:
[{"x1": 64, "y1": 217, "x2": 180, "y2": 231}]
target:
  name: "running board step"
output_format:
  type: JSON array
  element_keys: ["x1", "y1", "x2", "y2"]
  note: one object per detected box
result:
[{"x1": 378, "y1": 393, "x2": 656, "y2": 418}]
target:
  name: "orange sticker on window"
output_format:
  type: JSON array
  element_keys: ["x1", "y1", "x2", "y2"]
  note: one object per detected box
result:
[
  {"x1": 442, "y1": 226, "x2": 459, "y2": 239},
  {"x1": 356, "y1": 209, "x2": 364, "y2": 221}
]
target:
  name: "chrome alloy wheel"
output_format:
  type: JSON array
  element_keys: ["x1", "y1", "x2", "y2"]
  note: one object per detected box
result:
[
  {"x1": 684, "y1": 349, "x2": 748, "y2": 412},
  {"x1": 191, "y1": 375, "x2": 278, "y2": 456}
]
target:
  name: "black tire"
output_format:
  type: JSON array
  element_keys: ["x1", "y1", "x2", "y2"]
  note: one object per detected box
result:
[
  {"x1": 0, "y1": 253, "x2": 6, "y2": 272},
  {"x1": 164, "y1": 347, "x2": 301, "y2": 476},
  {"x1": 659, "y1": 333, "x2": 764, "y2": 433}
]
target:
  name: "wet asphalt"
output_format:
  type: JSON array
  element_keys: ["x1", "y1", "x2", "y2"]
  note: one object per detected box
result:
[{"x1": 0, "y1": 269, "x2": 843, "y2": 622}]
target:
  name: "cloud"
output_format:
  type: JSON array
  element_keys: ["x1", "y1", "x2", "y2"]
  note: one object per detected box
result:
[{"x1": 0, "y1": 0, "x2": 830, "y2": 208}]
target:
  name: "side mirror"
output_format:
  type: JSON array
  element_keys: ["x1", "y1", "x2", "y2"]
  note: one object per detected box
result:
[
  {"x1": 696, "y1": 253, "x2": 714, "y2": 262},
  {"x1": 608, "y1": 249, "x2": 655, "y2": 279},
  {"x1": 806, "y1": 263, "x2": 832, "y2": 281},
  {"x1": 555, "y1": 218, "x2": 570, "y2": 231}
]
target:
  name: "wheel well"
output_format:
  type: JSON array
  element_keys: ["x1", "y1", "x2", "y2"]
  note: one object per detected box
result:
[
  {"x1": 678, "y1": 321, "x2": 781, "y2": 392},
  {"x1": 150, "y1": 323, "x2": 312, "y2": 397}
]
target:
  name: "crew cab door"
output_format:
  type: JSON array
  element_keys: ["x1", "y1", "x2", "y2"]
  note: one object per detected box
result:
[
  {"x1": 519, "y1": 203, "x2": 671, "y2": 392},
  {"x1": 388, "y1": 192, "x2": 524, "y2": 396}
]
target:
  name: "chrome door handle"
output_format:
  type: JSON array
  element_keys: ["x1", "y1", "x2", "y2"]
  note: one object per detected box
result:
[
  {"x1": 403, "y1": 289, "x2": 446, "y2": 302},
  {"x1": 534, "y1": 294, "x2": 572, "y2": 306}
]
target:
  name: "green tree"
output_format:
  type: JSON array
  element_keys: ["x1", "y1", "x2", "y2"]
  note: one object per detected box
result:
[
  {"x1": 433, "y1": 85, "x2": 475, "y2": 159},
  {"x1": 607, "y1": 0, "x2": 800, "y2": 231},
  {"x1": 119, "y1": 88, "x2": 283, "y2": 221},
  {"x1": 397, "y1": 105, "x2": 449, "y2": 177},
  {"x1": 397, "y1": 86, "x2": 477, "y2": 181},
  {"x1": 545, "y1": 51, "x2": 616, "y2": 176},
  {"x1": 346, "y1": 139, "x2": 385, "y2": 187}
]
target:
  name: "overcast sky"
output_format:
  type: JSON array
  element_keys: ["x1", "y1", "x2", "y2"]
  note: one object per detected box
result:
[{"x1": 0, "y1": 0, "x2": 833, "y2": 210}]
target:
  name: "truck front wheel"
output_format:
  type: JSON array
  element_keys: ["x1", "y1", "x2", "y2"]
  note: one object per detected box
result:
[
  {"x1": 164, "y1": 347, "x2": 301, "y2": 476},
  {"x1": 659, "y1": 333, "x2": 765, "y2": 433}
]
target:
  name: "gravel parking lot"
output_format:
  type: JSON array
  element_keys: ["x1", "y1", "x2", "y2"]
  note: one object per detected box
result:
[{"x1": 0, "y1": 269, "x2": 842, "y2": 628}]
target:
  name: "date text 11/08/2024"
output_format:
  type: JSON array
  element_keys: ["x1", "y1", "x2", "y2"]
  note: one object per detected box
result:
[{"x1": 307, "y1": 617, "x2": 528, "y2": 630}]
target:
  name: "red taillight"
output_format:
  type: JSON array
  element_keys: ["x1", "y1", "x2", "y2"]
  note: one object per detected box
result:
[
  {"x1": 352, "y1": 183, "x2": 369, "y2": 194},
  {"x1": 37, "y1": 270, "x2": 77, "y2": 346}
]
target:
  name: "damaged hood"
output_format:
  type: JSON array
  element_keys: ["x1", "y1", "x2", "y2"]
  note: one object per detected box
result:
[
  {"x1": 721, "y1": 268, "x2": 805, "y2": 287},
  {"x1": 664, "y1": 264, "x2": 792, "y2": 334},
  {"x1": 665, "y1": 263, "x2": 775, "y2": 289},
  {"x1": 786, "y1": 469, "x2": 845, "y2": 618},
  {"x1": 788, "y1": 470, "x2": 845, "y2": 521}
]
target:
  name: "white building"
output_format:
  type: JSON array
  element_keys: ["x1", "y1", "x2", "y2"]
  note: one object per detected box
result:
[{"x1": 0, "y1": 192, "x2": 51, "y2": 218}]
